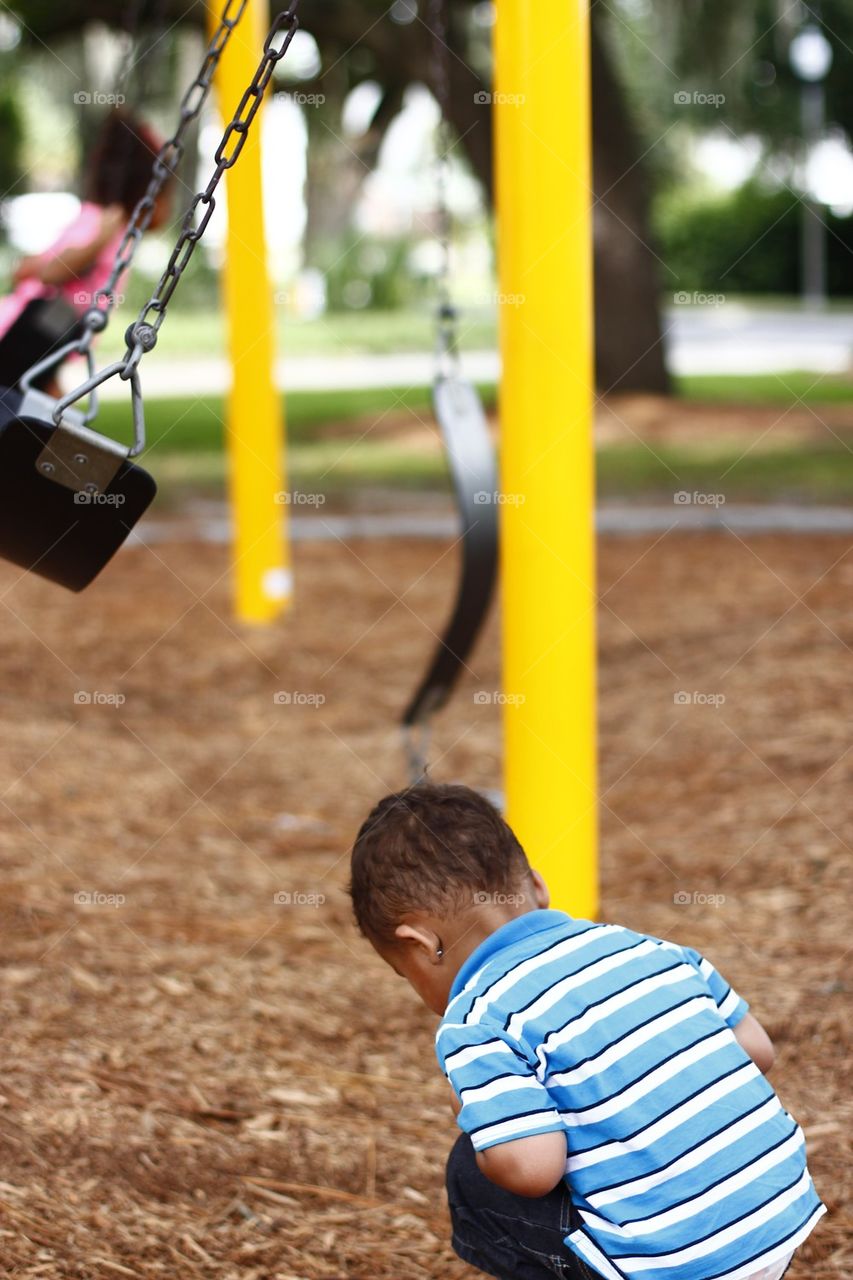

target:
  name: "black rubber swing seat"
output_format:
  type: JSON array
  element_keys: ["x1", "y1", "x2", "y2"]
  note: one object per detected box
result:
[
  {"x1": 0, "y1": 386, "x2": 157, "y2": 592},
  {"x1": 403, "y1": 374, "x2": 499, "y2": 728}
]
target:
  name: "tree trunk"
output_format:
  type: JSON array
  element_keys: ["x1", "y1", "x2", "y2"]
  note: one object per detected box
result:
[{"x1": 590, "y1": 10, "x2": 671, "y2": 392}]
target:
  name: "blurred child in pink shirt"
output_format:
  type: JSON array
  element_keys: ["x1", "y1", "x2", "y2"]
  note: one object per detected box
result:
[{"x1": 0, "y1": 109, "x2": 173, "y2": 395}]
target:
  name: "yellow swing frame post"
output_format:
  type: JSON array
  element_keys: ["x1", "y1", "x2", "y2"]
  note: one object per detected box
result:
[
  {"x1": 495, "y1": 0, "x2": 598, "y2": 917},
  {"x1": 209, "y1": 0, "x2": 291, "y2": 623}
]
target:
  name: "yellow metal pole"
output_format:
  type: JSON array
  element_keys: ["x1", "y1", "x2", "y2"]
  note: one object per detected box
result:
[
  {"x1": 495, "y1": 0, "x2": 598, "y2": 916},
  {"x1": 209, "y1": 0, "x2": 291, "y2": 622}
]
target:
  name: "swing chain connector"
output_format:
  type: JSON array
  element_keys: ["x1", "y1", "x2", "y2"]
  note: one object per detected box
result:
[
  {"x1": 402, "y1": 721, "x2": 432, "y2": 786},
  {"x1": 123, "y1": 322, "x2": 158, "y2": 372},
  {"x1": 436, "y1": 300, "x2": 460, "y2": 381}
]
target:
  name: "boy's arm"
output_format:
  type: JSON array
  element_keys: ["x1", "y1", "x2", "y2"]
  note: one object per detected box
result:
[
  {"x1": 733, "y1": 1010, "x2": 775, "y2": 1073},
  {"x1": 675, "y1": 943, "x2": 774, "y2": 1072},
  {"x1": 476, "y1": 1131, "x2": 567, "y2": 1198}
]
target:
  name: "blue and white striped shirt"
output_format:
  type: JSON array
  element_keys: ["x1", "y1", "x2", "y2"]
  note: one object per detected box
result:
[{"x1": 436, "y1": 910, "x2": 824, "y2": 1280}]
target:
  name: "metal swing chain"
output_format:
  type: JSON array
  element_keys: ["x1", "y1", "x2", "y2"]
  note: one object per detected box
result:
[
  {"x1": 21, "y1": 0, "x2": 250, "y2": 418},
  {"x1": 401, "y1": 0, "x2": 461, "y2": 785},
  {"x1": 429, "y1": 0, "x2": 459, "y2": 381},
  {"x1": 52, "y1": 3, "x2": 301, "y2": 452},
  {"x1": 111, "y1": 0, "x2": 149, "y2": 100}
]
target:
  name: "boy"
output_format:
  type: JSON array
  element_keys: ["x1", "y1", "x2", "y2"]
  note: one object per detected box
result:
[{"x1": 349, "y1": 784, "x2": 824, "y2": 1280}]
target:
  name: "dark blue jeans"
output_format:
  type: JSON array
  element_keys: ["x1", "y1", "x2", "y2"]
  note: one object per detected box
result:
[
  {"x1": 446, "y1": 1135, "x2": 799, "y2": 1280},
  {"x1": 446, "y1": 1134, "x2": 602, "y2": 1280}
]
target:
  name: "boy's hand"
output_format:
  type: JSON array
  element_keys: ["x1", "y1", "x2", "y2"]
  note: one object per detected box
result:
[{"x1": 475, "y1": 1131, "x2": 567, "y2": 1198}]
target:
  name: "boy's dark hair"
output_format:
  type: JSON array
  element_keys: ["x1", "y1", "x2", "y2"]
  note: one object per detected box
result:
[
  {"x1": 85, "y1": 109, "x2": 170, "y2": 217},
  {"x1": 349, "y1": 783, "x2": 531, "y2": 943}
]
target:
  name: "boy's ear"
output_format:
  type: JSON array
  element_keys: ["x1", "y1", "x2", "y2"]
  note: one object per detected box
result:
[
  {"x1": 530, "y1": 869, "x2": 550, "y2": 910},
  {"x1": 395, "y1": 921, "x2": 443, "y2": 961}
]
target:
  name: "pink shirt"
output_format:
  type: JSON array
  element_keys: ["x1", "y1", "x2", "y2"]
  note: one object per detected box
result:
[{"x1": 0, "y1": 201, "x2": 124, "y2": 342}]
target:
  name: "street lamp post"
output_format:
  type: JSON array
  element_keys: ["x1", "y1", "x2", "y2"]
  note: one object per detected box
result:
[{"x1": 789, "y1": 24, "x2": 833, "y2": 309}]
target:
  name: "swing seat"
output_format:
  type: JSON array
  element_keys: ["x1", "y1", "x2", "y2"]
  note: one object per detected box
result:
[
  {"x1": 403, "y1": 374, "x2": 498, "y2": 728},
  {"x1": 0, "y1": 386, "x2": 156, "y2": 592}
]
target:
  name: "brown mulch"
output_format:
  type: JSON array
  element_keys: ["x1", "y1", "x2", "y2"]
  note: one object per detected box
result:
[{"x1": 0, "y1": 529, "x2": 850, "y2": 1278}]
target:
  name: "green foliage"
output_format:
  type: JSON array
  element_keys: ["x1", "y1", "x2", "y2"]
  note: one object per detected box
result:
[
  {"x1": 655, "y1": 179, "x2": 853, "y2": 295},
  {"x1": 0, "y1": 84, "x2": 24, "y2": 211},
  {"x1": 608, "y1": 0, "x2": 853, "y2": 148},
  {"x1": 318, "y1": 234, "x2": 425, "y2": 313}
]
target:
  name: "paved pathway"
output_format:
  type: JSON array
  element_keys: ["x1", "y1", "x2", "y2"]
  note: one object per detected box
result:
[
  {"x1": 129, "y1": 503, "x2": 853, "y2": 547},
  {"x1": 101, "y1": 306, "x2": 853, "y2": 399}
]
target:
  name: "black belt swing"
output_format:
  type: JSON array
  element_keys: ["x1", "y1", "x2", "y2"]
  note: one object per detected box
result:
[
  {"x1": 401, "y1": 0, "x2": 499, "y2": 780},
  {"x1": 0, "y1": 0, "x2": 302, "y2": 592}
]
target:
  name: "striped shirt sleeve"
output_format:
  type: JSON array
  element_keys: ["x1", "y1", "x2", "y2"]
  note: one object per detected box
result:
[
  {"x1": 436, "y1": 1018, "x2": 565, "y2": 1151},
  {"x1": 678, "y1": 945, "x2": 749, "y2": 1027}
]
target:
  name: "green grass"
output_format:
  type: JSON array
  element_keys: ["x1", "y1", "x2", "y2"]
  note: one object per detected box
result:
[
  {"x1": 99, "y1": 385, "x2": 497, "y2": 454},
  {"x1": 597, "y1": 443, "x2": 853, "y2": 502},
  {"x1": 150, "y1": 440, "x2": 853, "y2": 507},
  {"x1": 675, "y1": 372, "x2": 853, "y2": 405},
  {"x1": 98, "y1": 307, "x2": 500, "y2": 360},
  {"x1": 97, "y1": 377, "x2": 853, "y2": 506}
]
